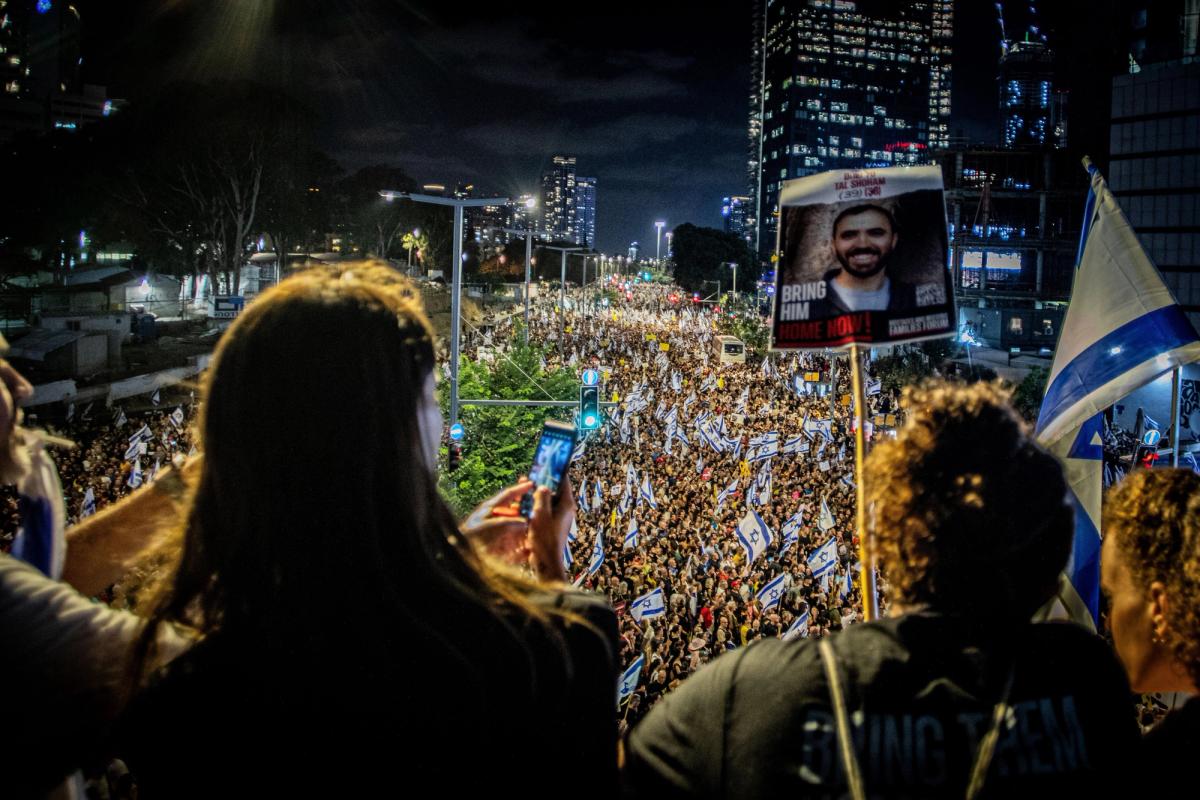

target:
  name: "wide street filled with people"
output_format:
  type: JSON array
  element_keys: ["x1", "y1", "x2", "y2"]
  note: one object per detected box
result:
[{"x1": 460, "y1": 280, "x2": 894, "y2": 725}]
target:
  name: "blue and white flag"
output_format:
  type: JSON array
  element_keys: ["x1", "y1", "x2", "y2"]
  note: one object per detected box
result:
[
  {"x1": 748, "y1": 440, "x2": 779, "y2": 462},
  {"x1": 568, "y1": 516, "x2": 579, "y2": 543},
  {"x1": 113, "y1": 407, "x2": 127, "y2": 427},
  {"x1": 630, "y1": 587, "x2": 666, "y2": 623},
  {"x1": 683, "y1": 390, "x2": 696, "y2": 412},
  {"x1": 571, "y1": 438, "x2": 587, "y2": 464},
  {"x1": 696, "y1": 453, "x2": 704, "y2": 474},
  {"x1": 840, "y1": 472, "x2": 855, "y2": 489},
  {"x1": 866, "y1": 376, "x2": 882, "y2": 396},
  {"x1": 805, "y1": 417, "x2": 833, "y2": 441},
  {"x1": 562, "y1": 541, "x2": 573, "y2": 573},
  {"x1": 150, "y1": 388, "x2": 161, "y2": 406},
  {"x1": 782, "y1": 435, "x2": 808, "y2": 456},
  {"x1": 716, "y1": 477, "x2": 739, "y2": 509},
  {"x1": 149, "y1": 458, "x2": 160, "y2": 484},
  {"x1": 128, "y1": 458, "x2": 143, "y2": 489},
  {"x1": 736, "y1": 508, "x2": 772, "y2": 564},
  {"x1": 1035, "y1": 162, "x2": 1200, "y2": 629},
  {"x1": 840, "y1": 569, "x2": 854, "y2": 600},
  {"x1": 11, "y1": 436, "x2": 67, "y2": 579},
  {"x1": 1143, "y1": 413, "x2": 1161, "y2": 431},
  {"x1": 698, "y1": 422, "x2": 725, "y2": 454},
  {"x1": 749, "y1": 432, "x2": 779, "y2": 448},
  {"x1": 169, "y1": 407, "x2": 185, "y2": 428},
  {"x1": 818, "y1": 496, "x2": 836, "y2": 531},
  {"x1": 780, "y1": 510, "x2": 804, "y2": 553},
  {"x1": 129, "y1": 424, "x2": 152, "y2": 445},
  {"x1": 79, "y1": 486, "x2": 96, "y2": 518},
  {"x1": 736, "y1": 386, "x2": 750, "y2": 415},
  {"x1": 671, "y1": 371, "x2": 683, "y2": 394},
  {"x1": 808, "y1": 536, "x2": 838, "y2": 581},
  {"x1": 588, "y1": 528, "x2": 605, "y2": 575},
  {"x1": 760, "y1": 356, "x2": 772, "y2": 377},
  {"x1": 618, "y1": 655, "x2": 646, "y2": 704},
  {"x1": 578, "y1": 480, "x2": 590, "y2": 513},
  {"x1": 624, "y1": 515, "x2": 640, "y2": 550},
  {"x1": 593, "y1": 480, "x2": 604, "y2": 510},
  {"x1": 640, "y1": 474, "x2": 657, "y2": 509},
  {"x1": 756, "y1": 573, "x2": 787, "y2": 610},
  {"x1": 782, "y1": 611, "x2": 810, "y2": 641},
  {"x1": 1183, "y1": 451, "x2": 1200, "y2": 474},
  {"x1": 124, "y1": 438, "x2": 142, "y2": 462},
  {"x1": 700, "y1": 373, "x2": 716, "y2": 393}
]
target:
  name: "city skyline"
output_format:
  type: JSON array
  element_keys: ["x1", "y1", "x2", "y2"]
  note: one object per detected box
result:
[{"x1": 19, "y1": 0, "x2": 1126, "y2": 256}]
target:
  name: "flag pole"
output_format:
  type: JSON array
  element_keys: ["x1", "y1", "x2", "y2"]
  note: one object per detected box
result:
[
  {"x1": 1172, "y1": 366, "x2": 1182, "y2": 466},
  {"x1": 848, "y1": 342, "x2": 879, "y2": 621}
]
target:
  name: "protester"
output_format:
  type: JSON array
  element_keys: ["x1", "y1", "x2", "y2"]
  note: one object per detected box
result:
[
  {"x1": 1101, "y1": 468, "x2": 1200, "y2": 758},
  {"x1": 623, "y1": 381, "x2": 1140, "y2": 797},
  {"x1": 1, "y1": 265, "x2": 619, "y2": 797}
]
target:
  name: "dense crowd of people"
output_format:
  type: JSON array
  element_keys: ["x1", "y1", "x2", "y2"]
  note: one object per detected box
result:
[{"x1": 462, "y1": 282, "x2": 896, "y2": 724}]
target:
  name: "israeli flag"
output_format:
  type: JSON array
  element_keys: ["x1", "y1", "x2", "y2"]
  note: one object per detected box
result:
[
  {"x1": 780, "y1": 510, "x2": 804, "y2": 553},
  {"x1": 671, "y1": 371, "x2": 683, "y2": 393},
  {"x1": 11, "y1": 435, "x2": 67, "y2": 579},
  {"x1": 736, "y1": 509, "x2": 772, "y2": 564},
  {"x1": 150, "y1": 388, "x2": 161, "y2": 406},
  {"x1": 1183, "y1": 451, "x2": 1200, "y2": 474},
  {"x1": 149, "y1": 458, "x2": 160, "y2": 483},
  {"x1": 840, "y1": 570, "x2": 853, "y2": 600},
  {"x1": 756, "y1": 573, "x2": 787, "y2": 610},
  {"x1": 818, "y1": 496, "x2": 836, "y2": 531},
  {"x1": 572, "y1": 438, "x2": 587, "y2": 464},
  {"x1": 124, "y1": 438, "x2": 142, "y2": 462},
  {"x1": 749, "y1": 431, "x2": 779, "y2": 448},
  {"x1": 113, "y1": 407, "x2": 127, "y2": 427},
  {"x1": 782, "y1": 435, "x2": 808, "y2": 455},
  {"x1": 1035, "y1": 162, "x2": 1200, "y2": 629},
  {"x1": 168, "y1": 406, "x2": 184, "y2": 428},
  {"x1": 630, "y1": 587, "x2": 666, "y2": 623},
  {"x1": 701, "y1": 374, "x2": 716, "y2": 393},
  {"x1": 624, "y1": 516, "x2": 640, "y2": 550},
  {"x1": 640, "y1": 474, "x2": 658, "y2": 509},
  {"x1": 1143, "y1": 413, "x2": 1162, "y2": 431},
  {"x1": 578, "y1": 480, "x2": 590, "y2": 513},
  {"x1": 782, "y1": 611, "x2": 810, "y2": 641},
  {"x1": 619, "y1": 489, "x2": 633, "y2": 517},
  {"x1": 593, "y1": 480, "x2": 604, "y2": 509},
  {"x1": 840, "y1": 472, "x2": 854, "y2": 488},
  {"x1": 816, "y1": 437, "x2": 830, "y2": 459},
  {"x1": 737, "y1": 386, "x2": 750, "y2": 415},
  {"x1": 128, "y1": 458, "x2": 143, "y2": 489},
  {"x1": 562, "y1": 541, "x2": 573, "y2": 573},
  {"x1": 699, "y1": 423, "x2": 725, "y2": 454},
  {"x1": 618, "y1": 655, "x2": 646, "y2": 704},
  {"x1": 569, "y1": 516, "x2": 579, "y2": 542},
  {"x1": 808, "y1": 536, "x2": 838, "y2": 580},
  {"x1": 80, "y1": 486, "x2": 96, "y2": 519},
  {"x1": 684, "y1": 390, "x2": 696, "y2": 412},
  {"x1": 129, "y1": 424, "x2": 152, "y2": 445},
  {"x1": 716, "y1": 478, "x2": 739, "y2": 509},
  {"x1": 588, "y1": 528, "x2": 605, "y2": 575},
  {"x1": 695, "y1": 453, "x2": 704, "y2": 475},
  {"x1": 749, "y1": 441, "x2": 779, "y2": 462},
  {"x1": 866, "y1": 377, "x2": 882, "y2": 396}
]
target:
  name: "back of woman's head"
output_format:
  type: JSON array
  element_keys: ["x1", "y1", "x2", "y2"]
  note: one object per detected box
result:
[
  {"x1": 1104, "y1": 468, "x2": 1200, "y2": 688},
  {"x1": 865, "y1": 381, "x2": 1073, "y2": 623}
]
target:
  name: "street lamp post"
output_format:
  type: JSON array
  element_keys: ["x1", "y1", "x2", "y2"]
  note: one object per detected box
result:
[
  {"x1": 381, "y1": 190, "x2": 509, "y2": 429},
  {"x1": 727, "y1": 261, "x2": 739, "y2": 298},
  {"x1": 654, "y1": 221, "x2": 666, "y2": 264},
  {"x1": 542, "y1": 245, "x2": 583, "y2": 348},
  {"x1": 502, "y1": 226, "x2": 538, "y2": 344}
]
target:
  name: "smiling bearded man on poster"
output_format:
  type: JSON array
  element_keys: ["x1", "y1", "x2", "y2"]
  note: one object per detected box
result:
[{"x1": 807, "y1": 204, "x2": 918, "y2": 315}]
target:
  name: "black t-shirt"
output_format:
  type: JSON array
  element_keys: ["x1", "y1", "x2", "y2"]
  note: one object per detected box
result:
[
  {"x1": 625, "y1": 612, "x2": 1139, "y2": 799},
  {"x1": 118, "y1": 590, "x2": 619, "y2": 798},
  {"x1": 1143, "y1": 696, "x2": 1200, "y2": 763}
]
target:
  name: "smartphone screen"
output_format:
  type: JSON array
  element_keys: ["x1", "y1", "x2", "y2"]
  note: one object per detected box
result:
[{"x1": 522, "y1": 421, "x2": 576, "y2": 517}]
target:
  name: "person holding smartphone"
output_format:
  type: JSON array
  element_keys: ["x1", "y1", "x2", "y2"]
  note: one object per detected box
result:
[{"x1": 0, "y1": 264, "x2": 619, "y2": 796}]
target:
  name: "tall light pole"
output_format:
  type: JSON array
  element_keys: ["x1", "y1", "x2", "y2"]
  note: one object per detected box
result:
[
  {"x1": 543, "y1": 244, "x2": 583, "y2": 348},
  {"x1": 726, "y1": 261, "x2": 739, "y2": 297},
  {"x1": 665, "y1": 231, "x2": 673, "y2": 259},
  {"x1": 382, "y1": 190, "x2": 509, "y2": 429},
  {"x1": 654, "y1": 221, "x2": 666, "y2": 264},
  {"x1": 502, "y1": 225, "x2": 538, "y2": 344}
]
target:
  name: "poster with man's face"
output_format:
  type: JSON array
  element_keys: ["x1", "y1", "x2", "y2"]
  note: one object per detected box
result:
[{"x1": 771, "y1": 165, "x2": 955, "y2": 350}]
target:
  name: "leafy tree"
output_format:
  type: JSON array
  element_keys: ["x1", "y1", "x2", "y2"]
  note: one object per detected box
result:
[
  {"x1": 437, "y1": 336, "x2": 580, "y2": 515},
  {"x1": 668, "y1": 224, "x2": 758, "y2": 293},
  {"x1": 1012, "y1": 366, "x2": 1050, "y2": 423}
]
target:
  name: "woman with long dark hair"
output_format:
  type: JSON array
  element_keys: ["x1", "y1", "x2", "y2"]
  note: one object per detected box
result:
[{"x1": 1, "y1": 265, "x2": 618, "y2": 797}]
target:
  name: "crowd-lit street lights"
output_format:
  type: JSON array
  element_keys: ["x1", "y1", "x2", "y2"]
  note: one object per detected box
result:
[{"x1": 654, "y1": 221, "x2": 666, "y2": 264}]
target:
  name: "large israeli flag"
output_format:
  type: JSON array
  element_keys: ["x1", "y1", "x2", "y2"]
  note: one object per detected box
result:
[
  {"x1": 1037, "y1": 161, "x2": 1200, "y2": 628},
  {"x1": 11, "y1": 435, "x2": 67, "y2": 579},
  {"x1": 780, "y1": 510, "x2": 804, "y2": 553},
  {"x1": 623, "y1": 516, "x2": 640, "y2": 550},
  {"x1": 587, "y1": 528, "x2": 605, "y2": 575},
  {"x1": 818, "y1": 496, "x2": 836, "y2": 531},
  {"x1": 782, "y1": 610, "x2": 810, "y2": 641},
  {"x1": 782, "y1": 435, "x2": 809, "y2": 456},
  {"x1": 736, "y1": 509, "x2": 772, "y2": 564},
  {"x1": 640, "y1": 474, "x2": 657, "y2": 509},
  {"x1": 808, "y1": 536, "x2": 837, "y2": 581},
  {"x1": 618, "y1": 655, "x2": 646, "y2": 704},
  {"x1": 756, "y1": 573, "x2": 787, "y2": 611},
  {"x1": 630, "y1": 587, "x2": 666, "y2": 623}
]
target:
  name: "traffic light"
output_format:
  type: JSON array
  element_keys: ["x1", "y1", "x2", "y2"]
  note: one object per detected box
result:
[
  {"x1": 448, "y1": 443, "x2": 462, "y2": 472},
  {"x1": 579, "y1": 385, "x2": 601, "y2": 430}
]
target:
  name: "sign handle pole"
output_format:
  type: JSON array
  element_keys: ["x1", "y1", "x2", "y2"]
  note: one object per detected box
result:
[{"x1": 848, "y1": 342, "x2": 880, "y2": 621}]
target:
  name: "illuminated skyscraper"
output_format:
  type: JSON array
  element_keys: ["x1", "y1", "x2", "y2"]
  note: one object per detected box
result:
[
  {"x1": 722, "y1": 196, "x2": 753, "y2": 244},
  {"x1": 541, "y1": 155, "x2": 578, "y2": 243},
  {"x1": 753, "y1": 0, "x2": 954, "y2": 258},
  {"x1": 577, "y1": 176, "x2": 597, "y2": 248}
]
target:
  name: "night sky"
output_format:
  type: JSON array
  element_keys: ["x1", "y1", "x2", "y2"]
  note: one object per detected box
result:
[{"x1": 77, "y1": 1, "x2": 1117, "y2": 255}]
